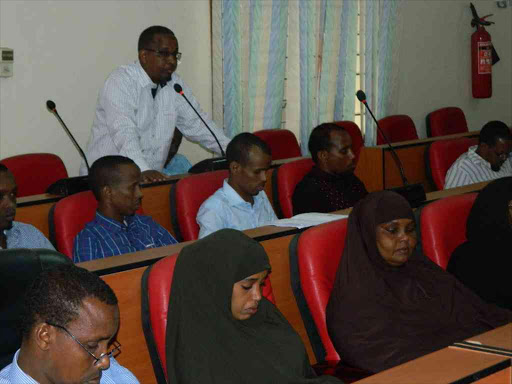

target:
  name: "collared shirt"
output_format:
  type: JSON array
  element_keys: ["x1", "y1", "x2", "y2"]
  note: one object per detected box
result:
[
  {"x1": 73, "y1": 212, "x2": 177, "y2": 263},
  {"x1": 80, "y1": 61, "x2": 230, "y2": 175},
  {"x1": 196, "y1": 179, "x2": 278, "y2": 239},
  {"x1": 0, "y1": 350, "x2": 139, "y2": 384},
  {"x1": 444, "y1": 145, "x2": 512, "y2": 189},
  {"x1": 292, "y1": 166, "x2": 368, "y2": 215},
  {"x1": 1, "y1": 222, "x2": 54, "y2": 250}
]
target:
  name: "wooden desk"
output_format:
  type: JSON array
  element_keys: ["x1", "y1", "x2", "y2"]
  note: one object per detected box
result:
[
  {"x1": 355, "y1": 131, "x2": 479, "y2": 192},
  {"x1": 354, "y1": 347, "x2": 511, "y2": 384},
  {"x1": 467, "y1": 323, "x2": 512, "y2": 353}
]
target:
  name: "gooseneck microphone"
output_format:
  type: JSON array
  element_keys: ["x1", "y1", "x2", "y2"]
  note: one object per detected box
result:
[
  {"x1": 356, "y1": 90, "x2": 426, "y2": 207},
  {"x1": 45, "y1": 100, "x2": 90, "y2": 196},
  {"x1": 173, "y1": 84, "x2": 228, "y2": 173}
]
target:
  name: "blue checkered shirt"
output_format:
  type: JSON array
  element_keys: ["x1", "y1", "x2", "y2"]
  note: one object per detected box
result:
[{"x1": 1, "y1": 222, "x2": 54, "y2": 250}]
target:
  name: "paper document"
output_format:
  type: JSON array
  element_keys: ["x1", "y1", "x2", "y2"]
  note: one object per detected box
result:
[{"x1": 271, "y1": 213, "x2": 348, "y2": 229}]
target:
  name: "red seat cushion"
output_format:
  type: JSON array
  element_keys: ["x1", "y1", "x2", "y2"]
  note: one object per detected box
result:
[
  {"x1": 50, "y1": 191, "x2": 143, "y2": 258},
  {"x1": 333, "y1": 121, "x2": 364, "y2": 164},
  {"x1": 253, "y1": 129, "x2": 301, "y2": 160},
  {"x1": 143, "y1": 253, "x2": 275, "y2": 381},
  {"x1": 377, "y1": 115, "x2": 418, "y2": 145},
  {"x1": 274, "y1": 158, "x2": 314, "y2": 218},
  {"x1": 295, "y1": 218, "x2": 348, "y2": 362},
  {"x1": 427, "y1": 107, "x2": 469, "y2": 137},
  {"x1": 420, "y1": 193, "x2": 477, "y2": 269},
  {"x1": 428, "y1": 137, "x2": 478, "y2": 190},
  {"x1": 0, "y1": 153, "x2": 68, "y2": 197}
]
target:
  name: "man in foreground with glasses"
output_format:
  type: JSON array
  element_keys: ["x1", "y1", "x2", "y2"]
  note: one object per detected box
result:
[
  {"x1": 0, "y1": 264, "x2": 139, "y2": 383},
  {"x1": 445, "y1": 120, "x2": 512, "y2": 189},
  {"x1": 81, "y1": 25, "x2": 230, "y2": 183}
]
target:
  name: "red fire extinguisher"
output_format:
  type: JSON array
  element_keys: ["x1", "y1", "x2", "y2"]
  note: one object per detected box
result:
[{"x1": 470, "y1": 3, "x2": 497, "y2": 99}]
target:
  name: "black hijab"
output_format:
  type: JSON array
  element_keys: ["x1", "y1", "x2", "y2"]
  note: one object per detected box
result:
[
  {"x1": 448, "y1": 177, "x2": 512, "y2": 310},
  {"x1": 165, "y1": 229, "x2": 342, "y2": 383},
  {"x1": 326, "y1": 191, "x2": 511, "y2": 373}
]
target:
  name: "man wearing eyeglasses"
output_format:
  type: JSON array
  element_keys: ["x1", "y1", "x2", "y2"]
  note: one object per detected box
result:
[
  {"x1": 81, "y1": 25, "x2": 230, "y2": 183},
  {"x1": 445, "y1": 121, "x2": 512, "y2": 189},
  {"x1": 0, "y1": 264, "x2": 139, "y2": 383}
]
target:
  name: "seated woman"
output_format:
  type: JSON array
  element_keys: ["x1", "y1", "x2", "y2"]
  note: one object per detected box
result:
[
  {"x1": 326, "y1": 191, "x2": 511, "y2": 373},
  {"x1": 165, "y1": 229, "x2": 342, "y2": 383},
  {"x1": 448, "y1": 177, "x2": 512, "y2": 310}
]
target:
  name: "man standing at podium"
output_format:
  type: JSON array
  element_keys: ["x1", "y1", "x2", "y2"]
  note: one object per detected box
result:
[{"x1": 81, "y1": 25, "x2": 230, "y2": 183}]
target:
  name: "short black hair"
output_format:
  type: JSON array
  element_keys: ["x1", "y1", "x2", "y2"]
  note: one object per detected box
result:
[
  {"x1": 138, "y1": 26, "x2": 175, "y2": 51},
  {"x1": 19, "y1": 264, "x2": 118, "y2": 339},
  {"x1": 479, "y1": 121, "x2": 512, "y2": 147},
  {"x1": 0, "y1": 163, "x2": 9, "y2": 173},
  {"x1": 226, "y1": 133, "x2": 271, "y2": 167},
  {"x1": 88, "y1": 156, "x2": 138, "y2": 200},
  {"x1": 308, "y1": 123, "x2": 346, "y2": 163}
]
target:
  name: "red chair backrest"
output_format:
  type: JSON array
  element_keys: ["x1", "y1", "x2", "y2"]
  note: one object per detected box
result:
[
  {"x1": 376, "y1": 115, "x2": 418, "y2": 145},
  {"x1": 427, "y1": 137, "x2": 478, "y2": 190},
  {"x1": 420, "y1": 193, "x2": 477, "y2": 269},
  {"x1": 50, "y1": 191, "x2": 143, "y2": 258},
  {"x1": 0, "y1": 153, "x2": 68, "y2": 197},
  {"x1": 253, "y1": 129, "x2": 302, "y2": 160},
  {"x1": 143, "y1": 253, "x2": 275, "y2": 381},
  {"x1": 274, "y1": 158, "x2": 314, "y2": 218},
  {"x1": 333, "y1": 121, "x2": 364, "y2": 164},
  {"x1": 171, "y1": 170, "x2": 229, "y2": 241},
  {"x1": 427, "y1": 107, "x2": 469, "y2": 137},
  {"x1": 294, "y1": 218, "x2": 348, "y2": 362}
]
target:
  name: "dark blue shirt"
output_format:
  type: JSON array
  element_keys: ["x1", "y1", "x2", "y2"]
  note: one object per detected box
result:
[{"x1": 73, "y1": 212, "x2": 177, "y2": 263}]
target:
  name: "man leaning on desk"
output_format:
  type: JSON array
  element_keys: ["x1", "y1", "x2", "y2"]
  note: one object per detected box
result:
[{"x1": 80, "y1": 25, "x2": 230, "y2": 183}]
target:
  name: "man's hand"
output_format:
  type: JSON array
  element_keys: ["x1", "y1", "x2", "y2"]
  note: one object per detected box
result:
[{"x1": 141, "y1": 170, "x2": 169, "y2": 183}]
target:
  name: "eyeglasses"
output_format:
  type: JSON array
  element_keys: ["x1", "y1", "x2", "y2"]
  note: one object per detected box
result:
[
  {"x1": 47, "y1": 322, "x2": 121, "y2": 366},
  {"x1": 145, "y1": 48, "x2": 182, "y2": 61},
  {"x1": 492, "y1": 149, "x2": 510, "y2": 161}
]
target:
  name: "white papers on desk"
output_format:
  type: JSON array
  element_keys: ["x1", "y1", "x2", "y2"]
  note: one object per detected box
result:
[{"x1": 271, "y1": 213, "x2": 348, "y2": 229}]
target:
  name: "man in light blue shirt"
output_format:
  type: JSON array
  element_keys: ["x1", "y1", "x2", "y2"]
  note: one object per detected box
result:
[
  {"x1": 0, "y1": 264, "x2": 139, "y2": 384},
  {"x1": 197, "y1": 133, "x2": 278, "y2": 238},
  {"x1": 0, "y1": 165, "x2": 54, "y2": 250}
]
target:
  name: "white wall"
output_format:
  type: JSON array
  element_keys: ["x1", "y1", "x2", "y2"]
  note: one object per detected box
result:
[
  {"x1": 396, "y1": 0, "x2": 512, "y2": 137},
  {"x1": 0, "y1": 0, "x2": 213, "y2": 175},
  {"x1": 1, "y1": 0, "x2": 511, "y2": 176}
]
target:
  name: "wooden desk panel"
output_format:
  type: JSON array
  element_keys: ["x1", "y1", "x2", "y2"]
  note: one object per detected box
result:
[{"x1": 466, "y1": 323, "x2": 512, "y2": 353}]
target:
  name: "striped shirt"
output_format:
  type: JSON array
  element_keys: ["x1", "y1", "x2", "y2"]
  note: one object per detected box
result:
[
  {"x1": 73, "y1": 212, "x2": 177, "y2": 263},
  {"x1": 2, "y1": 221, "x2": 54, "y2": 250},
  {"x1": 197, "y1": 179, "x2": 278, "y2": 239},
  {"x1": 0, "y1": 350, "x2": 139, "y2": 384},
  {"x1": 444, "y1": 145, "x2": 512, "y2": 189},
  {"x1": 80, "y1": 61, "x2": 230, "y2": 175}
]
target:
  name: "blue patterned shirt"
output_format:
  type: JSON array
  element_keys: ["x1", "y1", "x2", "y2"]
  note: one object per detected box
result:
[
  {"x1": 196, "y1": 179, "x2": 278, "y2": 239},
  {"x1": 73, "y1": 212, "x2": 177, "y2": 263},
  {"x1": 0, "y1": 350, "x2": 139, "y2": 383},
  {"x1": 1, "y1": 222, "x2": 54, "y2": 250}
]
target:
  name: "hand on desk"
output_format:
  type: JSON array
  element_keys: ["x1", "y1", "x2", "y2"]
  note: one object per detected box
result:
[{"x1": 142, "y1": 170, "x2": 169, "y2": 183}]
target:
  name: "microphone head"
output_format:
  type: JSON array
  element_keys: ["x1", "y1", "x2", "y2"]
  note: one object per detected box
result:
[
  {"x1": 46, "y1": 100, "x2": 56, "y2": 111},
  {"x1": 173, "y1": 83, "x2": 183, "y2": 94},
  {"x1": 356, "y1": 90, "x2": 366, "y2": 102}
]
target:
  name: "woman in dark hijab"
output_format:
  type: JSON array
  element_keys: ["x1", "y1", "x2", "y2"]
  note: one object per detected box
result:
[
  {"x1": 448, "y1": 177, "x2": 512, "y2": 310},
  {"x1": 326, "y1": 191, "x2": 511, "y2": 373},
  {"x1": 165, "y1": 229, "x2": 342, "y2": 383}
]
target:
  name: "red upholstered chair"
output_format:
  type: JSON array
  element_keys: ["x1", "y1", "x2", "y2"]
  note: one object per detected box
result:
[
  {"x1": 420, "y1": 193, "x2": 477, "y2": 269},
  {"x1": 170, "y1": 170, "x2": 228, "y2": 241},
  {"x1": 333, "y1": 121, "x2": 364, "y2": 164},
  {"x1": 141, "y1": 253, "x2": 275, "y2": 383},
  {"x1": 426, "y1": 137, "x2": 478, "y2": 190},
  {"x1": 253, "y1": 129, "x2": 302, "y2": 160},
  {"x1": 426, "y1": 107, "x2": 469, "y2": 137},
  {"x1": 49, "y1": 190, "x2": 143, "y2": 259},
  {"x1": 0, "y1": 153, "x2": 68, "y2": 197},
  {"x1": 376, "y1": 115, "x2": 418, "y2": 145},
  {"x1": 272, "y1": 158, "x2": 314, "y2": 218}
]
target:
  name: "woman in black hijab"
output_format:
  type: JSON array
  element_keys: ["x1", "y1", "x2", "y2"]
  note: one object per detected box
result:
[
  {"x1": 326, "y1": 191, "x2": 511, "y2": 373},
  {"x1": 165, "y1": 229, "x2": 342, "y2": 383},
  {"x1": 448, "y1": 177, "x2": 512, "y2": 310}
]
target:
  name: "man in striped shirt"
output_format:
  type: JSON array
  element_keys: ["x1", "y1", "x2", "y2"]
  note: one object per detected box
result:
[
  {"x1": 73, "y1": 156, "x2": 177, "y2": 263},
  {"x1": 445, "y1": 121, "x2": 512, "y2": 189}
]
